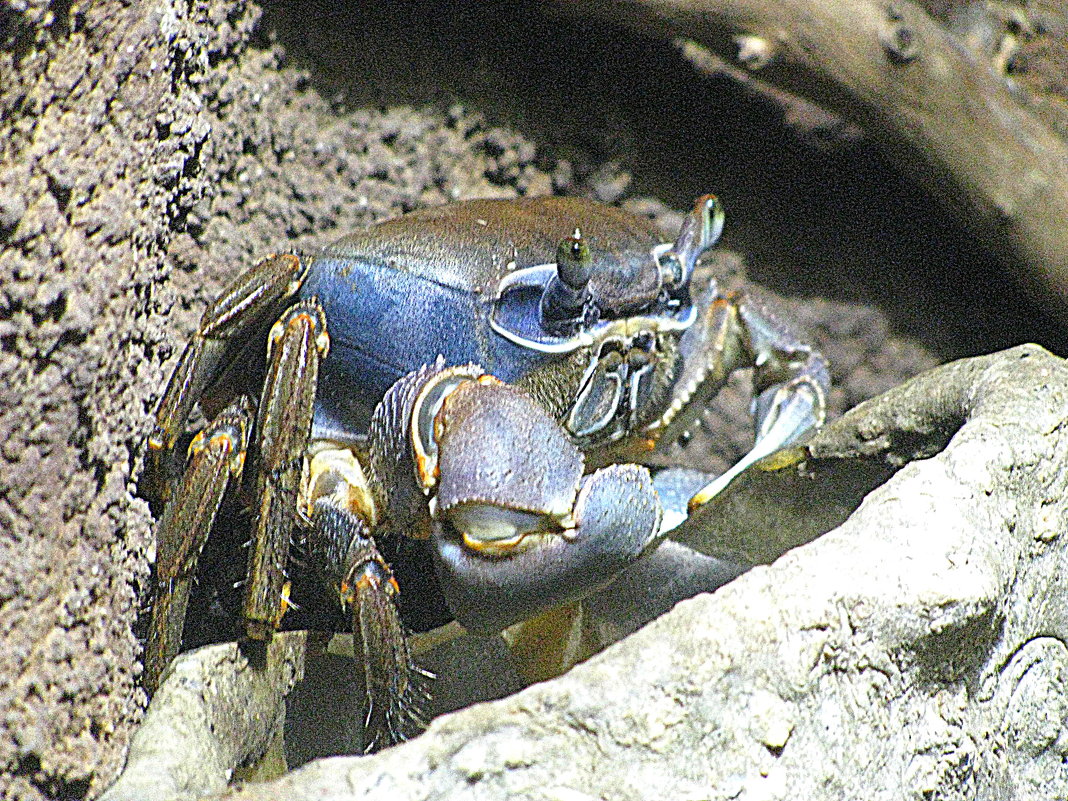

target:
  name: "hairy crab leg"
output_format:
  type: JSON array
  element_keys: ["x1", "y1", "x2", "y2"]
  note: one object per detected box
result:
[
  {"x1": 306, "y1": 495, "x2": 429, "y2": 751},
  {"x1": 148, "y1": 254, "x2": 307, "y2": 459},
  {"x1": 144, "y1": 397, "x2": 253, "y2": 693},
  {"x1": 242, "y1": 299, "x2": 329, "y2": 641},
  {"x1": 302, "y1": 444, "x2": 430, "y2": 750}
]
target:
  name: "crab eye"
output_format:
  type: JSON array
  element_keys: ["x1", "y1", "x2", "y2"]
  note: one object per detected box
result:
[
  {"x1": 541, "y1": 228, "x2": 592, "y2": 327},
  {"x1": 556, "y1": 228, "x2": 591, "y2": 291},
  {"x1": 654, "y1": 194, "x2": 726, "y2": 291},
  {"x1": 489, "y1": 263, "x2": 595, "y2": 354}
]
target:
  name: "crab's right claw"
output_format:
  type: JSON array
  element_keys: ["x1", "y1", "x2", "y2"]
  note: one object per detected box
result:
[
  {"x1": 434, "y1": 461, "x2": 662, "y2": 636},
  {"x1": 411, "y1": 371, "x2": 662, "y2": 636}
]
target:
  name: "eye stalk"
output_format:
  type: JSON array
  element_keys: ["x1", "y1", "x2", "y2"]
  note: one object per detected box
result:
[
  {"x1": 556, "y1": 228, "x2": 592, "y2": 290},
  {"x1": 654, "y1": 194, "x2": 725, "y2": 291},
  {"x1": 541, "y1": 227, "x2": 592, "y2": 329}
]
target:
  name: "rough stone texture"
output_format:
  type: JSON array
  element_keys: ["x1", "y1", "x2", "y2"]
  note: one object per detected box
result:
[
  {"x1": 161, "y1": 345, "x2": 1064, "y2": 801},
  {"x1": 101, "y1": 632, "x2": 310, "y2": 801},
  {"x1": 2, "y1": 1, "x2": 1065, "y2": 800}
]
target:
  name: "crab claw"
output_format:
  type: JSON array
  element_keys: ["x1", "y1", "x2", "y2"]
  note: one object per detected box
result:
[
  {"x1": 416, "y1": 373, "x2": 662, "y2": 635},
  {"x1": 435, "y1": 462, "x2": 661, "y2": 635},
  {"x1": 687, "y1": 373, "x2": 826, "y2": 509}
]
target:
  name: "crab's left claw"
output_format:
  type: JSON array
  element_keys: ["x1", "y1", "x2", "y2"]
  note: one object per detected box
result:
[
  {"x1": 688, "y1": 368, "x2": 827, "y2": 510},
  {"x1": 410, "y1": 369, "x2": 662, "y2": 635},
  {"x1": 648, "y1": 204, "x2": 829, "y2": 539}
]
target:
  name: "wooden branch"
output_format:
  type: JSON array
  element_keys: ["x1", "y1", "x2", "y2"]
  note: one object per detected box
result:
[{"x1": 583, "y1": 0, "x2": 1068, "y2": 315}]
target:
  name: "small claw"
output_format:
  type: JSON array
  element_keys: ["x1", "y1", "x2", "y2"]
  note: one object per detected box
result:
[
  {"x1": 653, "y1": 466, "x2": 713, "y2": 535},
  {"x1": 433, "y1": 463, "x2": 662, "y2": 635},
  {"x1": 679, "y1": 285, "x2": 828, "y2": 511},
  {"x1": 689, "y1": 375, "x2": 825, "y2": 509}
]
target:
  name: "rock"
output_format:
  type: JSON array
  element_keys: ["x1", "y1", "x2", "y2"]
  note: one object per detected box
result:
[{"x1": 103, "y1": 347, "x2": 1068, "y2": 800}]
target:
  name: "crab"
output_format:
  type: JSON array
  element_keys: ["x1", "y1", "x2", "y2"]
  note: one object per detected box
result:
[{"x1": 143, "y1": 194, "x2": 829, "y2": 750}]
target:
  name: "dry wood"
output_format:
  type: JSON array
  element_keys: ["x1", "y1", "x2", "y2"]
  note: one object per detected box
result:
[{"x1": 584, "y1": 0, "x2": 1068, "y2": 314}]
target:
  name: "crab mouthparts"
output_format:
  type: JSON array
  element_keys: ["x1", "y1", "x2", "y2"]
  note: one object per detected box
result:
[{"x1": 566, "y1": 337, "x2": 655, "y2": 441}]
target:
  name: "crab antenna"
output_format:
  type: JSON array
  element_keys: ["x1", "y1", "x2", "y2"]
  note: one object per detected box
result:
[{"x1": 660, "y1": 194, "x2": 725, "y2": 288}]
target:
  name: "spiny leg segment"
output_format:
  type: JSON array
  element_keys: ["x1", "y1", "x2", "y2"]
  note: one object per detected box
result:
[
  {"x1": 242, "y1": 299, "x2": 329, "y2": 641},
  {"x1": 144, "y1": 253, "x2": 313, "y2": 686},
  {"x1": 312, "y1": 503, "x2": 430, "y2": 750},
  {"x1": 149, "y1": 254, "x2": 306, "y2": 457},
  {"x1": 303, "y1": 448, "x2": 430, "y2": 750},
  {"x1": 144, "y1": 246, "x2": 425, "y2": 750},
  {"x1": 144, "y1": 396, "x2": 253, "y2": 692}
]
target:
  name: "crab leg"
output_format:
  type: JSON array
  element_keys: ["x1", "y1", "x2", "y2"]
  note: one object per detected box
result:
[
  {"x1": 242, "y1": 299, "x2": 329, "y2": 641},
  {"x1": 148, "y1": 254, "x2": 306, "y2": 459},
  {"x1": 144, "y1": 397, "x2": 253, "y2": 693},
  {"x1": 301, "y1": 443, "x2": 429, "y2": 750},
  {"x1": 305, "y1": 494, "x2": 428, "y2": 750}
]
